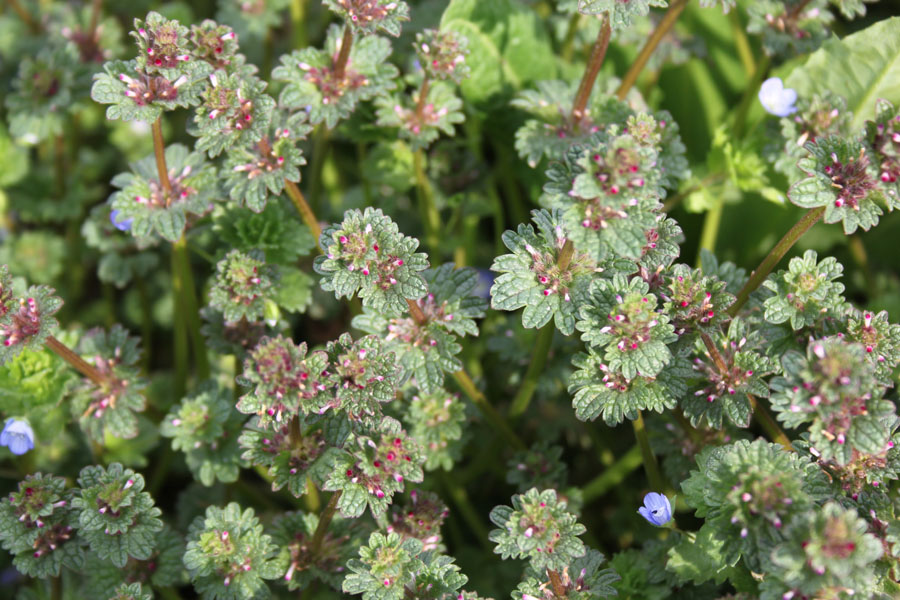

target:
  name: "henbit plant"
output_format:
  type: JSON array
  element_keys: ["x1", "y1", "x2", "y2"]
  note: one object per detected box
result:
[{"x1": 1, "y1": 1, "x2": 900, "y2": 599}]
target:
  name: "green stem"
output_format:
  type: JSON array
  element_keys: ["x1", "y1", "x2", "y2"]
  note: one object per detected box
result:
[
  {"x1": 136, "y1": 277, "x2": 153, "y2": 374},
  {"x1": 616, "y1": 0, "x2": 689, "y2": 100},
  {"x1": 414, "y1": 149, "x2": 440, "y2": 255},
  {"x1": 572, "y1": 15, "x2": 612, "y2": 120},
  {"x1": 632, "y1": 411, "x2": 666, "y2": 491},
  {"x1": 438, "y1": 471, "x2": 491, "y2": 551},
  {"x1": 696, "y1": 196, "x2": 724, "y2": 266},
  {"x1": 172, "y1": 236, "x2": 210, "y2": 380},
  {"x1": 561, "y1": 12, "x2": 582, "y2": 62},
  {"x1": 171, "y1": 244, "x2": 189, "y2": 398},
  {"x1": 451, "y1": 370, "x2": 526, "y2": 451},
  {"x1": 733, "y1": 54, "x2": 771, "y2": 139},
  {"x1": 290, "y1": 0, "x2": 308, "y2": 49},
  {"x1": 848, "y1": 235, "x2": 877, "y2": 296},
  {"x1": 151, "y1": 116, "x2": 172, "y2": 198},
  {"x1": 509, "y1": 323, "x2": 554, "y2": 419},
  {"x1": 728, "y1": 207, "x2": 825, "y2": 317},
  {"x1": 310, "y1": 490, "x2": 341, "y2": 556},
  {"x1": 582, "y1": 444, "x2": 643, "y2": 502},
  {"x1": 284, "y1": 178, "x2": 323, "y2": 251},
  {"x1": 8, "y1": 0, "x2": 39, "y2": 33},
  {"x1": 307, "y1": 125, "x2": 330, "y2": 213},
  {"x1": 748, "y1": 394, "x2": 793, "y2": 451},
  {"x1": 728, "y1": 9, "x2": 755, "y2": 76},
  {"x1": 305, "y1": 478, "x2": 321, "y2": 513}
]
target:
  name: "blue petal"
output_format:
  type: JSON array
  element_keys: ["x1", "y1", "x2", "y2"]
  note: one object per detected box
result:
[{"x1": 7, "y1": 434, "x2": 32, "y2": 455}]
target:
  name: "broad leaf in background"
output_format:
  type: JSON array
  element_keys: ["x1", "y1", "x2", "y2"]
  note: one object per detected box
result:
[
  {"x1": 440, "y1": 0, "x2": 556, "y2": 108},
  {"x1": 786, "y1": 17, "x2": 900, "y2": 131}
]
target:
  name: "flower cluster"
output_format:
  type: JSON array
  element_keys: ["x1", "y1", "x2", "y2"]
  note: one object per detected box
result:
[
  {"x1": 70, "y1": 325, "x2": 147, "y2": 441},
  {"x1": 769, "y1": 336, "x2": 896, "y2": 465},
  {"x1": 0, "y1": 274, "x2": 62, "y2": 365},
  {"x1": 106, "y1": 144, "x2": 217, "y2": 242},
  {"x1": 325, "y1": 416, "x2": 425, "y2": 518},
  {"x1": 353, "y1": 263, "x2": 486, "y2": 393},
  {"x1": 315, "y1": 208, "x2": 429, "y2": 316},
  {"x1": 491, "y1": 210, "x2": 596, "y2": 335},
  {"x1": 414, "y1": 29, "x2": 470, "y2": 83},
  {"x1": 183, "y1": 503, "x2": 284, "y2": 599},
  {"x1": 71, "y1": 463, "x2": 164, "y2": 567},
  {"x1": 208, "y1": 249, "x2": 275, "y2": 324},
  {"x1": 324, "y1": 0, "x2": 411, "y2": 37},
  {"x1": 489, "y1": 488, "x2": 587, "y2": 571},
  {"x1": 274, "y1": 25, "x2": 400, "y2": 128}
]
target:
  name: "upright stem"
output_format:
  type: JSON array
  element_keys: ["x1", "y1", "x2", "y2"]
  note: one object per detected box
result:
[
  {"x1": 8, "y1": 0, "x2": 39, "y2": 33},
  {"x1": 307, "y1": 125, "x2": 330, "y2": 212},
  {"x1": 310, "y1": 490, "x2": 341, "y2": 556},
  {"x1": 728, "y1": 207, "x2": 825, "y2": 317},
  {"x1": 291, "y1": 0, "x2": 308, "y2": 49},
  {"x1": 88, "y1": 0, "x2": 103, "y2": 40},
  {"x1": 748, "y1": 394, "x2": 793, "y2": 451},
  {"x1": 696, "y1": 197, "x2": 723, "y2": 266},
  {"x1": 171, "y1": 247, "x2": 189, "y2": 397},
  {"x1": 560, "y1": 12, "x2": 582, "y2": 63},
  {"x1": 572, "y1": 15, "x2": 612, "y2": 120},
  {"x1": 406, "y1": 298, "x2": 426, "y2": 325},
  {"x1": 172, "y1": 236, "x2": 210, "y2": 380},
  {"x1": 508, "y1": 324, "x2": 554, "y2": 418},
  {"x1": 45, "y1": 336, "x2": 107, "y2": 386},
  {"x1": 414, "y1": 149, "x2": 440, "y2": 255},
  {"x1": 547, "y1": 570, "x2": 566, "y2": 598},
  {"x1": 284, "y1": 179, "x2": 323, "y2": 251},
  {"x1": 732, "y1": 54, "x2": 772, "y2": 139},
  {"x1": 438, "y1": 471, "x2": 491, "y2": 551},
  {"x1": 582, "y1": 443, "x2": 643, "y2": 502},
  {"x1": 632, "y1": 411, "x2": 666, "y2": 491},
  {"x1": 451, "y1": 370, "x2": 526, "y2": 451},
  {"x1": 151, "y1": 117, "x2": 172, "y2": 197},
  {"x1": 616, "y1": 0, "x2": 689, "y2": 100},
  {"x1": 728, "y1": 9, "x2": 755, "y2": 75},
  {"x1": 415, "y1": 75, "x2": 431, "y2": 121},
  {"x1": 333, "y1": 26, "x2": 354, "y2": 81},
  {"x1": 136, "y1": 277, "x2": 153, "y2": 374}
]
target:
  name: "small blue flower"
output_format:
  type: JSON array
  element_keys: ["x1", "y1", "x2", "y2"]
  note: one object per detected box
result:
[
  {"x1": 109, "y1": 209, "x2": 134, "y2": 232},
  {"x1": 758, "y1": 77, "x2": 797, "y2": 117},
  {"x1": 638, "y1": 492, "x2": 672, "y2": 526},
  {"x1": 0, "y1": 418, "x2": 35, "y2": 455}
]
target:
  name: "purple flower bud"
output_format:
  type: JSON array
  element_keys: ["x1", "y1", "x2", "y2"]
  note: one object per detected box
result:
[
  {"x1": 758, "y1": 77, "x2": 797, "y2": 117},
  {"x1": 638, "y1": 492, "x2": 672, "y2": 526},
  {"x1": 1, "y1": 418, "x2": 35, "y2": 455}
]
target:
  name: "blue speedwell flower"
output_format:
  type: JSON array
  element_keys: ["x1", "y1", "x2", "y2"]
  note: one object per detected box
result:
[
  {"x1": 638, "y1": 492, "x2": 672, "y2": 526},
  {"x1": 109, "y1": 209, "x2": 134, "y2": 232},
  {"x1": 758, "y1": 77, "x2": 797, "y2": 117},
  {"x1": 0, "y1": 418, "x2": 35, "y2": 455}
]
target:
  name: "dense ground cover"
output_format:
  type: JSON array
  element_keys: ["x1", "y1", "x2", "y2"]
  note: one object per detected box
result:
[{"x1": 1, "y1": 0, "x2": 900, "y2": 598}]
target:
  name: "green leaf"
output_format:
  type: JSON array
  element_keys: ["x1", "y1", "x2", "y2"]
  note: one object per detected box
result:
[
  {"x1": 440, "y1": 0, "x2": 556, "y2": 108},
  {"x1": 666, "y1": 523, "x2": 734, "y2": 585},
  {"x1": 786, "y1": 17, "x2": 900, "y2": 131}
]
